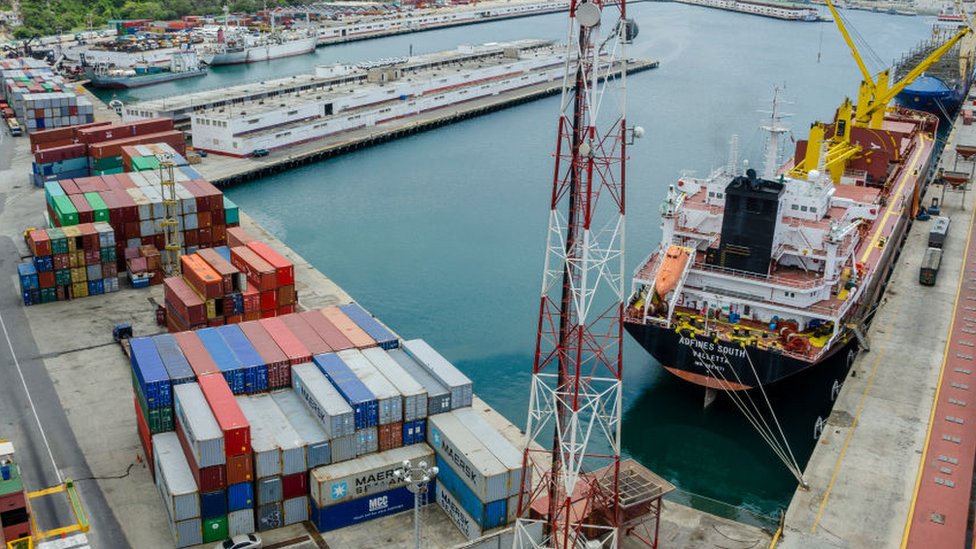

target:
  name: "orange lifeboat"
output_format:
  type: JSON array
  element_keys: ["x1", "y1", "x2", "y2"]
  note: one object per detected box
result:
[{"x1": 654, "y1": 245, "x2": 691, "y2": 298}]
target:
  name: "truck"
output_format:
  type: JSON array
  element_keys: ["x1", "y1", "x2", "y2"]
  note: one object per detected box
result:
[{"x1": 920, "y1": 247, "x2": 943, "y2": 286}]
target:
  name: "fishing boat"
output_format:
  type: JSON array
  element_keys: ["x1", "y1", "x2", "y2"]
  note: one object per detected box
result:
[
  {"x1": 893, "y1": 3, "x2": 976, "y2": 118},
  {"x1": 85, "y1": 50, "x2": 206, "y2": 89},
  {"x1": 624, "y1": 3, "x2": 967, "y2": 394}
]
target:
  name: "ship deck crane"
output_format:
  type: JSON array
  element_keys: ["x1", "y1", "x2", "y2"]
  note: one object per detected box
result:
[{"x1": 793, "y1": 0, "x2": 971, "y2": 180}]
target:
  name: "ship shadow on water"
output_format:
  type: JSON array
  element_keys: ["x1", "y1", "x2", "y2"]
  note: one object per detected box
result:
[{"x1": 620, "y1": 341, "x2": 857, "y2": 525}]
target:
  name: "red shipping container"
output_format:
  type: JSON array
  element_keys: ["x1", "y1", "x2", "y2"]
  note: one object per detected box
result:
[
  {"x1": 246, "y1": 241, "x2": 294, "y2": 286},
  {"x1": 134, "y1": 395, "x2": 155, "y2": 482},
  {"x1": 3, "y1": 523, "x2": 30, "y2": 545},
  {"x1": 243, "y1": 311, "x2": 262, "y2": 322},
  {"x1": 76, "y1": 123, "x2": 131, "y2": 144},
  {"x1": 259, "y1": 290, "x2": 278, "y2": 312},
  {"x1": 33, "y1": 143, "x2": 86, "y2": 164},
  {"x1": 174, "y1": 332, "x2": 220, "y2": 376},
  {"x1": 69, "y1": 194, "x2": 94, "y2": 223},
  {"x1": 226, "y1": 452, "x2": 253, "y2": 485},
  {"x1": 28, "y1": 229, "x2": 51, "y2": 256},
  {"x1": 260, "y1": 310, "x2": 277, "y2": 319},
  {"x1": 194, "y1": 179, "x2": 224, "y2": 211},
  {"x1": 238, "y1": 320, "x2": 291, "y2": 389},
  {"x1": 227, "y1": 226, "x2": 256, "y2": 248},
  {"x1": 212, "y1": 223, "x2": 227, "y2": 246},
  {"x1": 278, "y1": 305, "x2": 296, "y2": 316},
  {"x1": 277, "y1": 285, "x2": 296, "y2": 307},
  {"x1": 242, "y1": 284, "x2": 260, "y2": 313},
  {"x1": 182, "y1": 180, "x2": 209, "y2": 212},
  {"x1": 53, "y1": 254, "x2": 68, "y2": 270},
  {"x1": 29, "y1": 125, "x2": 76, "y2": 149},
  {"x1": 275, "y1": 314, "x2": 332, "y2": 355},
  {"x1": 299, "y1": 310, "x2": 353, "y2": 352},
  {"x1": 197, "y1": 210, "x2": 212, "y2": 229},
  {"x1": 74, "y1": 176, "x2": 102, "y2": 194},
  {"x1": 198, "y1": 227, "x2": 213, "y2": 247},
  {"x1": 197, "y1": 248, "x2": 239, "y2": 294},
  {"x1": 184, "y1": 228, "x2": 199, "y2": 247},
  {"x1": 175, "y1": 418, "x2": 227, "y2": 492},
  {"x1": 225, "y1": 314, "x2": 242, "y2": 324},
  {"x1": 181, "y1": 254, "x2": 223, "y2": 300},
  {"x1": 378, "y1": 422, "x2": 403, "y2": 452},
  {"x1": 88, "y1": 130, "x2": 185, "y2": 159},
  {"x1": 321, "y1": 307, "x2": 375, "y2": 349},
  {"x1": 230, "y1": 246, "x2": 277, "y2": 291},
  {"x1": 282, "y1": 472, "x2": 307, "y2": 500},
  {"x1": 208, "y1": 317, "x2": 226, "y2": 327},
  {"x1": 59, "y1": 178, "x2": 80, "y2": 195},
  {"x1": 165, "y1": 277, "x2": 207, "y2": 326},
  {"x1": 38, "y1": 271, "x2": 54, "y2": 288},
  {"x1": 129, "y1": 118, "x2": 174, "y2": 136},
  {"x1": 198, "y1": 374, "x2": 251, "y2": 457},
  {"x1": 260, "y1": 316, "x2": 311, "y2": 365}
]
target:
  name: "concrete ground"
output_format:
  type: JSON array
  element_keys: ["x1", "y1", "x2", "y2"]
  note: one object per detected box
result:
[{"x1": 778, "y1": 115, "x2": 976, "y2": 548}]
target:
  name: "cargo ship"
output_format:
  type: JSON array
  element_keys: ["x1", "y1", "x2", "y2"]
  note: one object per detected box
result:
[
  {"x1": 623, "y1": 5, "x2": 963, "y2": 392},
  {"x1": 673, "y1": 0, "x2": 824, "y2": 21},
  {"x1": 85, "y1": 50, "x2": 206, "y2": 89},
  {"x1": 200, "y1": 9, "x2": 316, "y2": 66},
  {"x1": 893, "y1": 5, "x2": 976, "y2": 118}
]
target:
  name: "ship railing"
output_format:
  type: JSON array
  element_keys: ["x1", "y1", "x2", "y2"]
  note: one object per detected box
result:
[{"x1": 691, "y1": 261, "x2": 825, "y2": 289}]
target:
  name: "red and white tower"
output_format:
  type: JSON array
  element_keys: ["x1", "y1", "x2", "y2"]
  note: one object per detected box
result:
[{"x1": 515, "y1": 1, "x2": 637, "y2": 547}]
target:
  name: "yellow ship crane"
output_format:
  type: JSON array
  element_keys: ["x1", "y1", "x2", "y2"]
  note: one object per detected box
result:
[{"x1": 793, "y1": 0, "x2": 972, "y2": 181}]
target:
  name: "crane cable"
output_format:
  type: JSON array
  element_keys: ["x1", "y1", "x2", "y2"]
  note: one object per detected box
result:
[{"x1": 695, "y1": 345, "x2": 806, "y2": 485}]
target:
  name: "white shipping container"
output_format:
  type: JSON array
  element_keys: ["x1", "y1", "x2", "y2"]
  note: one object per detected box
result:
[
  {"x1": 283, "y1": 496, "x2": 309, "y2": 525},
  {"x1": 338, "y1": 349, "x2": 403, "y2": 425},
  {"x1": 236, "y1": 395, "x2": 282, "y2": 478},
  {"x1": 331, "y1": 433, "x2": 358, "y2": 464},
  {"x1": 361, "y1": 347, "x2": 428, "y2": 422},
  {"x1": 403, "y1": 339, "x2": 472, "y2": 408},
  {"x1": 152, "y1": 432, "x2": 201, "y2": 522},
  {"x1": 387, "y1": 348, "x2": 451, "y2": 414},
  {"x1": 452, "y1": 408, "x2": 524, "y2": 497},
  {"x1": 310, "y1": 444, "x2": 434, "y2": 507},
  {"x1": 292, "y1": 363, "x2": 356, "y2": 439},
  {"x1": 427, "y1": 413, "x2": 509, "y2": 503},
  {"x1": 355, "y1": 426, "x2": 378, "y2": 456},
  {"x1": 259, "y1": 395, "x2": 307, "y2": 475},
  {"x1": 271, "y1": 389, "x2": 331, "y2": 469},
  {"x1": 228, "y1": 509, "x2": 255, "y2": 537},
  {"x1": 173, "y1": 382, "x2": 225, "y2": 468},
  {"x1": 169, "y1": 516, "x2": 202, "y2": 549},
  {"x1": 437, "y1": 480, "x2": 483, "y2": 541}
]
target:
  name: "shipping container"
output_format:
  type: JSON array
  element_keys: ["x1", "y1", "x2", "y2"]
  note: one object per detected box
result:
[
  {"x1": 314, "y1": 353, "x2": 378, "y2": 429},
  {"x1": 331, "y1": 433, "x2": 358, "y2": 464},
  {"x1": 321, "y1": 307, "x2": 376, "y2": 349},
  {"x1": 283, "y1": 496, "x2": 309, "y2": 526},
  {"x1": 403, "y1": 339, "x2": 472, "y2": 409},
  {"x1": 168, "y1": 517, "x2": 202, "y2": 549},
  {"x1": 174, "y1": 331, "x2": 220, "y2": 378},
  {"x1": 929, "y1": 215, "x2": 950, "y2": 248},
  {"x1": 251, "y1": 393, "x2": 307, "y2": 474},
  {"x1": 198, "y1": 374, "x2": 251, "y2": 457},
  {"x1": 291, "y1": 363, "x2": 355, "y2": 439},
  {"x1": 427, "y1": 413, "x2": 509, "y2": 503},
  {"x1": 337, "y1": 349, "x2": 403, "y2": 425},
  {"x1": 200, "y1": 490, "x2": 227, "y2": 520},
  {"x1": 275, "y1": 315, "x2": 332, "y2": 355},
  {"x1": 310, "y1": 444, "x2": 434, "y2": 507},
  {"x1": 452, "y1": 408, "x2": 523, "y2": 497},
  {"x1": 388, "y1": 349, "x2": 451, "y2": 415},
  {"x1": 165, "y1": 276, "x2": 207, "y2": 327},
  {"x1": 339, "y1": 303, "x2": 398, "y2": 349},
  {"x1": 197, "y1": 247, "x2": 239, "y2": 295},
  {"x1": 202, "y1": 514, "x2": 228, "y2": 543},
  {"x1": 436, "y1": 479, "x2": 485, "y2": 541},
  {"x1": 173, "y1": 382, "x2": 225, "y2": 468},
  {"x1": 134, "y1": 396, "x2": 154, "y2": 481},
  {"x1": 310, "y1": 485, "x2": 420, "y2": 533},
  {"x1": 227, "y1": 482, "x2": 254, "y2": 512},
  {"x1": 271, "y1": 390, "x2": 331, "y2": 469},
  {"x1": 282, "y1": 472, "x2": 307, "y2": 500},
  {"x1": 402, "y1": 419, "x2": 427, "y2": 446},
  {"x1": 130, "y1": 337, "x2": 172, "y2": 408},
  {"x1": 216, "y1": 324, "x2": 268, "y2": 394},
  {"x1": 246, "y1": 241, "x2": 294, "y2": 286},
  {"x1": 256, "y1": 502, "x2": 282, "y2": 532},
  {"x1": 300, "y1": 310, "x2": 353, "y2": 351},
  {"x1": 153, "y1": 334, "x2": 195, "y2": 386},
  {"x1": 355, "y1": 426, "x2": 378, "y2": 456},
  {"x1": 235, "y1": 395, "x2": 282, "y2": 479},
  {"x1": 361, "y1": 347, "x2": 428, "y2": 422},
  {"x1": 261, "y1": 317, "x2": 313, "y2": 365},
  {"x1": 378, "y1": 422, "x2": 403, "y2": 452},
  {"x1": 225, "y1": 452, "x2": 253, "y2": 485},
  {"x1": 152, "y1": 432, "x2": 201, "y2": 522},
  {"x1": 228, "y1": 508, "x2": 255, "y2": 537},
  {"x1": 920, "y1": 246, "x2": 943, "y2": 286},
  {"x1": 181, "y1": 254, "x2": 223, "y2": 300},
  {"x1": 230, "y1": 246, "x2": 277, "y2": 291},
  {"x1": 238, "y1": 321, "x2": 290, "y2": 389},
  {"x1": 435, "y1": 455, "x2": 508, "y2": 530},
  {"x1": 197, "y1": 328, "x2": 246, "y2": 395},
  {"x1": 257, "y1": 476, "x2": 283, "y2": 506}
]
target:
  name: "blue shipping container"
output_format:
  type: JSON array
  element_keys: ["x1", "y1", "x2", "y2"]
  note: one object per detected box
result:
[
  {"x1": 214, "y1": 246, "x2": 231, "y2": 263},
  {"x1": 313, "y1": 353, "x2": 378, "y2": 429},
  {"x1": 130, "y1": 337, "x2": 172, "y2": 408},
  {"x1": 200, "y1": 490, "x2": 228, "y2": 519},
  {"x1": 339, "y1": 303, "x2": 398, "y2": 350},
  {"x1": 310, "y1": 485, "x2": 420, "y2": 532},
  {"x1": 227, "y1": 293, "x2": 244, "y2": 315},
  {"x1": 216, "y1": 325, "x2": 268, "y2": 394},
  {"x1": 227, "y1": 482, "x2": 254, "y2": 512},
  {"x1": 153, "y1": 333, "x2": 196, "y2": 386},
  {"x1": 434, "y1": 455, "x2": 507, "y2": 530},
  {"x1": 33, "y1": 255, "x2": 53, "y2": 273},
  {"x1": 87, "y1": 279, "x2": 104, "y2": 295},
  {"x1": 181, "y1": 166, "x2": 203, "y2": 180},
  {"x1": 197, "y1": 328, "x2": 245, "y2": 395},
  {"x1": 402, "y1": 419, "x2": 426, "y2": 446},
  {"x1": 17, "y1": 263, "x2": 38, "y2": 291},
  {"x1": 44, "y1": 181, "x2": 65, "y2": 200}
]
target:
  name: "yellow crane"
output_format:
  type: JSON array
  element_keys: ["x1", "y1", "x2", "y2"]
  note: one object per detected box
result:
[{"x1": 792, "y1": 0, "x2": 972, "y2": 181}]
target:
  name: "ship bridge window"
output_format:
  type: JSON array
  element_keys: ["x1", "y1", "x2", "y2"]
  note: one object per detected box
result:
[
  {"x1": 810, "y1": 207, "x2": 817, "y2": 213},
  {"x1": 791, "y1": 204, "x2": 799, "y2": 210},
  {"x1": 800, "y1": 205, "x2": 808, "y2": 212}
]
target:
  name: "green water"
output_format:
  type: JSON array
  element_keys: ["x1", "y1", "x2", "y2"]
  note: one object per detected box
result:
[{"x1": 184, "y1": 4, "x2": 930, "y2": 521}]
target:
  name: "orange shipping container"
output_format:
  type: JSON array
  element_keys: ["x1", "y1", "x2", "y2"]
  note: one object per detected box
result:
[
  {"x1": 180, "y1": 254, "x2": 224, "y2": 300},
  {"x1": 320, "y1": 307, "x2": 375, "y2": 348}
]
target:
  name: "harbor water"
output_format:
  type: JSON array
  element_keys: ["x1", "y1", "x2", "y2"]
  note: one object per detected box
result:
[{"x1": 198, "y1": 4, "x2": 933, "y2": 522}]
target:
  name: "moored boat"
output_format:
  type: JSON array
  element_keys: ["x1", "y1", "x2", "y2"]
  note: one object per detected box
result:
[{"x1": 86, "y1": 50, "x2": 206, "y2": 89}]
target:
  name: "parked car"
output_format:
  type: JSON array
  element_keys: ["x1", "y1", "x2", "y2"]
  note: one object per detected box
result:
[
  {"x1": 251, "y1": 148, "x2": 269, "y2": 158},
  {"x1": 214, "y1": 533, "x2": 262, "y2": 549}
]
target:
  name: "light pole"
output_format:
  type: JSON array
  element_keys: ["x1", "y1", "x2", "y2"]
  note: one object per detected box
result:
[{"x1": 394, "y1": 459, "x2": 438, "y2": 549}]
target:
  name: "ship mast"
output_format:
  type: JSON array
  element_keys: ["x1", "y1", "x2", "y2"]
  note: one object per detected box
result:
[
  {"x1": 760, "y1": 87, "x2": 790, "y2": 181},
  {"x1": 515, "y1": 0, "x2": 638, "y2": 547}
]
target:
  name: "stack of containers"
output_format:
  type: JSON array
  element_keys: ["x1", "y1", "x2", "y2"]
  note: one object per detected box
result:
[
  {"x1": 130, "y1": 337, "x2": 174, "y2": 435},
  {"x1": 313, "y1": 354, "x2": 379, "y2": 456},
  {"x1": 31, "y1": 143, "x2": 88, "y2": 186},
  {"x1": 276, "y1": 315, "x2": 331, "y2": 356},
  {"x1": 235, "y1": 396, "x2": 277, "y2": 532},
  {"x1": 0, "y1": 58, "x2": 95, "y2": 131},
  {"x1": 216, "y1": 325, "x2": 268, "y2": 394},
  {"x1": 152, "y1": 432, "x2": 203, "y2": 548},
  {"x1": 428, "y1": 411, "x2": 511, "y2": 538},
  {"x1": 452, "y1": 408, "x2": 525, "y2": 527},
  {"x1": 121, "y1": 143, "x2": 187, "y2": 172},
  {"x1": 403, "y1": 339, "x2": 473, "y2": 409},
  {"x1": 18, "y1": 222, "x2": 119, "y2": 305},
  {"x1": 298, "y1": 311, "x2": 352, "y2": 352},
  {"x1": 361, "y1": 347, "x2": 428, "y2": 446},
  {"x1": 197, "y1": 327, "x2": 246, "y2": 395},
  {"x1": 387, "y1": 348, "x2": 453, "y2": 416},
  {"x1": 238, "y1": 321, "x2": 291, "y2": 389},
  {"x1": 336, "y1": 349, "x2": 404, "y2": 451},
  {"x1": 320, "y1": 306, "x2": 377, "y2": 349},
  {"x1": 308, "y1": 445, "x2": 435, "y2": 533},
  {"x1": 165, "y1": 246, "x2": 250, "y2": 331},
  {"x1": 339, "y1": 303, "x2": 399, "y2": 350},
  {"x1": 230, "y1": 242, "x2": 296, "y2": 318},
  {"x1": 246, "y1": 242, "x2": 296, "y2": 316},
  {"x1": 173, "y1": 382, "x2": 227, "y2": 544},
  {"x1": 291, "y1": 363, "x2": 357, "y2": 464}
]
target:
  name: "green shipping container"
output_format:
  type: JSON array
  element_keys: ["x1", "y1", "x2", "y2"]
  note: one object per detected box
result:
[
  {"x1": 94, "y1": 167, "x2": 124, "y2": 176},
  {"x1": 84, "y1": 192, "x2": 109, "y2": 223},
  {"x1": 92, "y1": 156, "x2": 123, "y2": 171},
  {"x1": 223, "y1": 196, "x2": 239, "y2": 225},
  {"x1": 202, "y1": 516, "x2": 228, "y2": 543},
  {"x1": 44, "y1": 181, "x2": 65, "y2": 208},
  {"x1": 55, "y1": 269, "x2": 71, "y2": 286},
  {"x1": 47, "y1": 228, "x2": 68, "y2": 254},
  {"x1": 131, "y1": 156, "x2": 161, "y2": 172},
  {"x1": 40, "y1": 287, "x2": 57, "y2": 303},
  {"x1": 100, "y1": 246, "x2": 117, "y2": 262},
  {"x1": 51, "y1": 195, "x2": 78, "y2": 226},
  {"x1": 132, "y1": 369, "x2": 174, "y2": 434}
]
